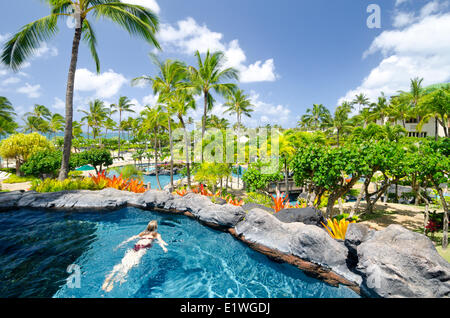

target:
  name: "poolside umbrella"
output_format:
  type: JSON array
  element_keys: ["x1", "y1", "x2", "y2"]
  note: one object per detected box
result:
[{"x1": 75, "y1": 165, "x2": 96, "y2": 172}]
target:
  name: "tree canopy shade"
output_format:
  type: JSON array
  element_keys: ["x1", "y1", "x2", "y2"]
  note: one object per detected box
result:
[{"x1": 1, "y1": 0, "x2": 160, "y2": 180}]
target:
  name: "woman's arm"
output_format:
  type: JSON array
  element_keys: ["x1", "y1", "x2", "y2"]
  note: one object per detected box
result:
[
  {"x1": 116, "y1": 235, "x2": 140, "y2": 249},
  {"x1": 156, "y1": 234, "x2": 168, "y2": 252}
]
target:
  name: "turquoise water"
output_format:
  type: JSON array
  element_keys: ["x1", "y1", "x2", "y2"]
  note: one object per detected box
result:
[
  {"x1": 0, "y1": 208, "x2": 359, "y2": 298},
  {"x1": 109, "y1": 169, "x2": 182, "y2": 190}
]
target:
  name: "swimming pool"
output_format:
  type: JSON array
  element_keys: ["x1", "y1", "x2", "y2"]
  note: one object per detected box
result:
[{"x1": 0, "y1": 208, "x2": 359, "y2": 298}]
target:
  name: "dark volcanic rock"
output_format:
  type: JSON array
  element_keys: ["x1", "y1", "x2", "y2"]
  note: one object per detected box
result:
[
  {"x1": 241, "y1": 203, "x2": 273, "y2": 213},
  {"x1": 0, "y1": 190, "x2": 24, "y2": 210},
  {"x1": 357, "y1": 225, "x2": 450, "y2": 298},
  {"x1": 235, "y1": 208, "x2": 362, "y2": 284},
  {"x1": 344, "y1": 223, "x2": 375, "y2": 270},
  {"x1": 275, "y1": 207, "x2": 326, "y2": 226}
]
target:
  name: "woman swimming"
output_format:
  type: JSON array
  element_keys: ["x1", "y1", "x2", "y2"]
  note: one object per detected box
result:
[{"x1": 102, "y1": 220, "x2": 168, "y2": 292}]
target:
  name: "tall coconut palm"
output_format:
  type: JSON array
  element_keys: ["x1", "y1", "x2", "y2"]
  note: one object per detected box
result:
[
  {"x1": 224, "y1": 89, "x2": 253, "y2": 132},
  {"x1": 1, "y1": 1, "x2": 160, "y2": 180},
  {"x1": 0, "y1": 96, "x2": 15, "y2": 121},
  {"x1": 25, "y1": 104, "x2": 52, "y2": 121},
  {"x1": 49, "y1": 113, "x2": 65, "y2": 138},
  {"x1": 133, "y1": 56, "x2": 188, "y2": 191},
  {"x1": 387, "y1": 96, "x2": 411, "y2": 128},
  {"x1": 417, "y1": 87, "x2": 450, "y2": 139},
  {"x1": 111, "y1": 96, "x2": 135, "y2": 157},
  {"x1": 171, "y1": 90, "x2": 196, "y2": 188},
  {"x1": 188, "y1": 50, "x2": 239, "y2": 161},
  {"x1": 298, "y1": 104, "x2": 330, "y2": 131},
  {"x1": 370, "y1": 93, "x2": 389, "y2": 125},
  {"x1": 277, "y1": 131, "x2": 296, "y2": 198},
  {"x1": 141, "y1": 105, "x2": 168, "y2": 190},
  {"x1": 352, "y1": 93, "x2": 370, "y2": 113},
  {"x1": 80, "y1": 99, "x2": 108, "y2": 145},
  {"x1": 329, "y1": 102, "x2": 352, "y2": 147},
  {"x1": 206, "y1": 115, "x2": 230, "y2": 130}
]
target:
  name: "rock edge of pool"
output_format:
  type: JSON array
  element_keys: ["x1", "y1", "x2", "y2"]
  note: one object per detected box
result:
[{"x1": 0, "y1": 188, "x2": 449, "y2": 298}]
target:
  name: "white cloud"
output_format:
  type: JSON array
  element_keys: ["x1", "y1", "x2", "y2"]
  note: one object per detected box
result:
[
  {"x1": 158, "y1": 17, "x2": 278, "y2": 83},
  {"x1": 393, "y1": 12, "x2": 415, "y2": 28},
  {"x1": 0, "y1": 33, "x2": 10, "y2": 43},
  {"x1": 123, "y1": 0, "x2": 160, "y2": 14},
  {"x1": 75, "y1": 68, "x2": 128, "y2": 98},
  {"x1": 34, "y1": 42, "x2": 58, "y2": 58},
  {"x1": 52, "y1": 97, "x2": 65, "y2": 110},
  {"x1": 1, "y1": 77, "x2": 20, "y2": 86},
  {"x1": 339, "y1": 9, "x2": 450, "y2": 105},
  {"x1": 17, "y1": 83, "x2": 42, "y2": 98},
  {"x1": 395, "y1": 0, "x2": 409, "y2": 6},
  {"x1": 244, "y1": 91, "x2": 292, "y2": 127}
]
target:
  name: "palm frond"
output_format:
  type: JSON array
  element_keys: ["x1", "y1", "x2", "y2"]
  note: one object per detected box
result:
[
  {"x1": 90, "y1": 2, "x2": 160, "y2": 49},
  {"x1": 1, "y1": 15, "x2": 59, "y2": 71},
  {"x1": 82, "y1": 19, "x2": 100, "y2": 73}
]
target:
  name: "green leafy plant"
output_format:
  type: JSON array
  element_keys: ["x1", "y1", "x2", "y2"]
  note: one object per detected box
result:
[
  {"x1": 3, "y1": 175, "x2": 37, "y2": 184},
  {"x1": 244, "y1": 192, "x2": 273, "y2": 208},
  {"x1": 31, "y1": 178, "x2": 104, "y2": 193}
]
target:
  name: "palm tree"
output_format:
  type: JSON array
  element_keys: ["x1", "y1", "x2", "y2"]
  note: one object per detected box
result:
[
  {"x1": 25, "y1": 104, "x2": 52, "y2": 121},
  {"x1": 387, "y1": 96, "x2": 411, "y2": 128},
  {"x1": 417, "y1": 87, "x2": 450, "y2": 139},
  {"x1": 188, "y1": 50, "x2": 239, "y2": 161},
  {"x1": 49, "y1": 113, "x2": 65, "y2": 138},
  {"x1": 72, "y1": 121, "x2": 83, "y2": 139},
  {"x1": 277, "y1": 131, "x2": 296, "y2": 197},
  {"x1": 370, "y1": 93, "x2": 389, "y2": 125},
  {"x1": 80, "y1": 99, "x2": 108, "y2": 145},
  {"x1": 111, "y1": 96, "x2": 135, "y2": 157},
  {"x1": 0, "y1": 96, "x2": 15, "y2": 121},
  {"x1": 224, "y1": 89, "x2": 253, "y2": 131},
  {"x1": 330, "y1": 102, "x2": 352, "y2": 147},
  {"x1": 1, "y1": 1, "x2": 160, "y2": 180},
  {"x1": 23, "y1": 116, "x2": 48, "y2": 133},
  {"x1": 141, "y1": 106, "x2": 168, "y2": 190},
  {"x1": 298, "y1": 104, "x2": 331, "y2": 131},
  {"x1": 133, "y1": 56, "x2": 188, "y2": 191},
  {"x1": 171, "y1": 90, "x2": 196, "y2": 188},
  {"x1": 206, "y1": 115, "x2": 230, "y2": 130},
  {"x1": 352, "y1": 93, "x2": 370, "y2": 113}
]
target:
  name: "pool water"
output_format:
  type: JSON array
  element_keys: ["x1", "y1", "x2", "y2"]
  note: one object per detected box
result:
[
  {"x1": 109, "y1": 169, "x2": 182, "y2": 190},
  {"x1": 0, "y1": 208, "x2": 359, "y2": 298}
]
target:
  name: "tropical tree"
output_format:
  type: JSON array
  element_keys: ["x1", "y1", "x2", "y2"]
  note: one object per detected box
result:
[
  {"x1": 0, "y1": 132, "x2": 53, "y2": 175},
  {"x1": 188, "y1": 50, "x2": 239, "y2": 161},
  {"x1": 417, "y1": 87, "x2": 450, "y2": 139},
  {"x1": 171, "y1": 90, "x2": 196, "y2": 188},
  {"x1": 49, "y1": 113, "x2": 65, "y2": 138},
  {"x1": 25, "y1": 104, "x2": 51, "y2": 121},
  {"x1": 298, "y1": 104, "x2": 330, "y2": 131},
  {"x1": 206, "y1": 115, "x2": 230, "y2": 130},
  {"x1": 387, "y1": 96, "x2": 411, "y2": 128},
  {"x1": 80, "y1": 99, "x2": 108, "y2": 145},
  {"x1": 23, "y1": 116, "x2": 49, "y2": 134},
  {"x1": 1, "y1": 0, "x2": 160, "y2": 180},
  {"x1": 370, "y1": 93, "x2": 389, "y2": 125},
  {"x1": 329, "y1": 102, "x2": 352, "y2": 147},
  {"x1": 352, "y1": 93, "x2": 370, "y2": 113},
  {"x1": 224, "y1": 89, "x2": 253, "y2": 131},
  {"x1": 140, "y1": 105, "x2": 168, "y2": 190},
  {"x1": 133, "y1": 56, "x2": 188, "y2": 191},
  {"x1": 0, "y1": 96, "x2": 15, "y2": 121},
  {"x1": 111, "y1": 96, "x2": 135, "y2": 157}
]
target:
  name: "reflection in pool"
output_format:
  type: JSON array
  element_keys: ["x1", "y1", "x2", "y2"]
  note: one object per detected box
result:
[{"x1": 0, "y1": 208, "x2": 359, "y2": 298}]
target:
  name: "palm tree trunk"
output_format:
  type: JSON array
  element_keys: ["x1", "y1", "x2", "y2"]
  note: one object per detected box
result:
[
  {"x1": 201, "y1": 90, "x2": 208, "y2": 162},
  {"x1": 435, "y1": 117, "x2": 439, "y2": 141},
  {"x1": 168, "y1": 117, "x2": 174, "y2": 192},
  {"x1": 437, "y1": 187, "x2": 448, "y2": 249},
  {"x1": 284, "y1": 158, "x2": 289, "y2": 198},
  {"x1": 180, "y1": 116, "x2": 191, "y2": 188},
  {"x1": 154, "y1": 129, "x2": 162, "y2": 190},
  {"x1": 59, "y1": 22, "x2": 83, "y2": 181},
  {"x1": 118, "y1": 111, "x2": 122, "y2": 157}
]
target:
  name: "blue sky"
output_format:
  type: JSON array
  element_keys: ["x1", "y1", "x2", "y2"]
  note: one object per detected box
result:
[{"x1": 0, "y1": 0, "x2": 449, "y2": 128}]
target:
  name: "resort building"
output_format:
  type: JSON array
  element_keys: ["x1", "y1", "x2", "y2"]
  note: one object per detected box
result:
[{"x1": 378, "y1": 117, "x2": 449, "y2": 138}]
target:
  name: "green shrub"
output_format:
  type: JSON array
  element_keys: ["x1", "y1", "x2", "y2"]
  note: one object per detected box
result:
[
  {"x1": 244, "y1": 192, "x2": 273, "y2": 208},
  {"x1": 31, "y1": 178, "x2": 105, "y2": 193},
  {"x1": 332, "y1": 213, "x2": 359, "y2": 223},
  {"x1": 242, "y1": 163, "x2": 283, "y2": 192},
  {"x1": 71, "y1": 148, "x2": 113, "y2": 173},
  {"x1": 115, "y1": 165, "x2": 143, "y2": 180},
  {"x1": 3, "y1": 175, "x2": 37, "y2": 184},
  {"x1": 68, "y1": 171, "x2": 83, "y2": 179}
]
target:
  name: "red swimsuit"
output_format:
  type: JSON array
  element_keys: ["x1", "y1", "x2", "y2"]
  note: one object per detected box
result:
[{"x1": 133, "y1": 242, "x2": 152, "y2": 252}]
